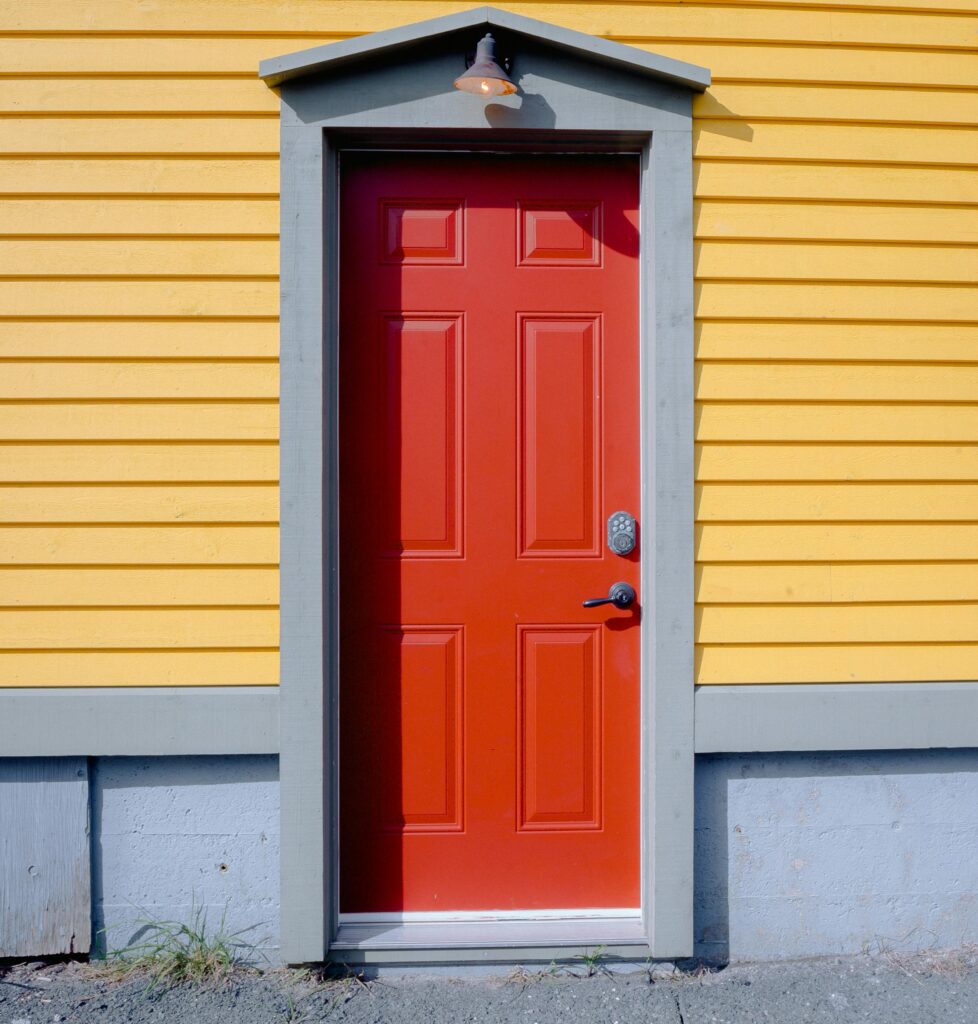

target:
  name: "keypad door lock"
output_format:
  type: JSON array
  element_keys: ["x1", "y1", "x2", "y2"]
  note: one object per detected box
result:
[{"x1": 608, "y1": 511, "x2": 637, "y2": 556}]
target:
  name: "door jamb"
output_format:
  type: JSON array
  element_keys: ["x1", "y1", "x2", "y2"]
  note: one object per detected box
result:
[{"x1": 278, "y1": 128, "x2": 695, "y2": 964}]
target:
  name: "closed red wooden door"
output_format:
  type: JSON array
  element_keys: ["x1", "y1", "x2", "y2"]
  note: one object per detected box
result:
[{"x1": 339, "y1": 153, "x2": 640, "y2": 913}]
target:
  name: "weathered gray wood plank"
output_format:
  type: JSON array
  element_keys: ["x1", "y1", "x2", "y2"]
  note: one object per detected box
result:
[{"x1": 0, "y1": 758, "x2": 91, "y2": 956}]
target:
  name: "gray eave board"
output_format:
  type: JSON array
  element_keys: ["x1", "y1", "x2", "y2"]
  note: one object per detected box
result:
[{"x1": 258, "y1": 6, "x2": 710, "y2": 91}]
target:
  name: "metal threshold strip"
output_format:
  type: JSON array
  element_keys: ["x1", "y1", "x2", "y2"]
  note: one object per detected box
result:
[{"x1": 332, "y1": 909, "x2": 647, "y2": 956}]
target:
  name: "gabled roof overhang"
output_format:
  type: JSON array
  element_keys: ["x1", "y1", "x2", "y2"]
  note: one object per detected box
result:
[{"x1": 258, "y1": 5, "x2": 710, "y2": 91}]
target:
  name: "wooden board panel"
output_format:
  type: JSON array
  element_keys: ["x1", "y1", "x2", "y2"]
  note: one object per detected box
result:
[
  {"x1": 7, "y1": 0, "x2": 976, "y2": 32},
  {"x1": 654, "y1": 41, "x2": 978, "y2": 86},
  {"x1": 697, "y1": 522, "x2": 978, "y2": 561},
  {"x1": 698, "y1": 603, "x2": 978, "y2": 643},
  {"x1": 0, "y1": 36, "x2": 342, "y2": 74},
  {"x1": 697, "y1": 444, "x2": 978, "y2": 481},
  {"x1": 696, "y1": 281, "x2": 976, "y2": 321},
  {"x1": 0, "y1": 363, "x2": 278, "y2": 400},
  {"x1": 695, "y1": 201, "x2": 978, "y2": 244},
  {"x1": 696, "y1": 84, "x2": 978, "y2": 126},
  {"x1": 698, "y1": 364, "x2": 978, "y2": 402},
  {"x1": 3, "y1": 36, "x2": 973, "y2": 85},
  {"x1": 0, "y1": 322, "x2": 279, "y2": 358},
  {"x1": 694, "y1": 123, "x2": 978, "y2": 165},
  {"x1": 0, "y1": 758, "x2": 90, "y2": 956},
  {"x1": 0, "y1": 649, "x2": 278, "y2": 686},
  {"x1": 0, "y1": 567, "x2": 278, "y2": 607},
  {"x1": 24, "y1": 79, "x2": 964, "y2": 125},
  {"x1": 695, "y1": 242, "x2": 976, "y2": 284},
  {"x1": 0, "y1": 444, "x2": 277, "y2": 482},
  {"x1": 697, "y1": 482, "x2": 978, "y2": 521},
  {"x1": 0, "y1": 199, "x2": 278, "y2": 236},
  {"x1": 0, "y1": 607, "x2": 278, "y2": 648},
  {"x1": 0, "y1": 240, "x2": 279, "y2": 277},
  {"x1": 0, "y1": 280, "x2": 278, "y2": 317},
  {"x1": 697, "y1": 403, "x2": 978, "y2": 442},
  {"x1": 696, "y1": 642, "x2": 978, "y2": 683},
  {"x1": 0, "y1": 118, "x2": 279, "y2": 156},
  {"x1": 2, "y1": 0, "x2": 974, "y2": 694},
  {"x1": 0, "y1": 485, "x2": 277, "y2": 523},
  {"x1": 697, "y1": 562, "x2": 978, "y2": 604},
  {"x1": 694, "y1": 163, "x2": 978, "y2": 204},
  {"x1": 0, "y1": 159, "x2": 279, "y2": 196},
  {"x1": 0, "y1": 525, "x2": 278, "y2": 564},
  {"x1": 0, "y1": 78, "x2": 280, "y2": 114},
  {"x1": 696, "y1": 323, "x2": 978, "y2": 362},
  {"x1": 0, "y1": 403, "x2": 278, "y2": 441}
]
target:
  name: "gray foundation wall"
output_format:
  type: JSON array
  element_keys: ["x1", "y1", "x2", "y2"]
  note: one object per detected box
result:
[
  {"x1": 4, "y1": 750, "x2": 978, "y2": 962},
  {"x1": 91, "y1": 756, "x2": 280, "y2": 960},
  {"x1": 695, "y1": 750, "x2": 978, "y2": 961},
  {"x1": 0, "y1": 755, "x2": 281, "y2": 961}
]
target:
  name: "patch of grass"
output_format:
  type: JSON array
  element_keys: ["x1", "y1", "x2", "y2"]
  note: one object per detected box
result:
[
  {"x1": 100, "y1": 902, "x2": 259, "y2": 990},
  {"x1": 573, "y1": 945, "x2": 610, "y2": 978},
  {"x1": 506, "y1": 962, "x2": 562, "y2": 988}
]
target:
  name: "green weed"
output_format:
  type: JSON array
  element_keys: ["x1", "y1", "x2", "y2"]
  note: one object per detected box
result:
[
  {"x1": 574, "y1": 945, "x2": 610, "y2": 978},
  {"x1": 102, "y1": 901, "x2": 259, "y2": 990}
]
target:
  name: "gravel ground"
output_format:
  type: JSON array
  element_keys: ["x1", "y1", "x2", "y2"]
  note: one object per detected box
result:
[{"x1": 3, "y1": 950, "x2": 978, "y2": 1024}]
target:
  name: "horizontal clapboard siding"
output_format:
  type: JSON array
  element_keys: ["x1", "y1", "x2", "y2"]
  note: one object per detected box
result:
[{"x1": 0, "y1": 2, "x2": 974, "y2": 687}]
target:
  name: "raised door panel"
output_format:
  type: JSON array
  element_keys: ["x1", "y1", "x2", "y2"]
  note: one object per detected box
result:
[
  {"x1": 518, "y1": 626, "x2": 602, "y2": 831},
  {"x1": 381, "y1": 316, "x2": 463, "y2": 558},
  {"x1": 378, "y1": 627, "x2": 464, "y2": 833},
  {"x1": 381, "y1": 200, "x2": 464, "y2": 265},
  {"x1": 518, "y1": 316, "x2": 601, "y2": 557}
]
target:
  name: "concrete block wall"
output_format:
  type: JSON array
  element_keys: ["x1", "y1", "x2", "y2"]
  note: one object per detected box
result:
[
  {"x1": 5, "y1": 749, "x2": 978, "y2": 962},
  {"x1": 695, "y1": 750, "x2": 978, "y2": 960},
  {"x1": 90, "y1": 756, "x2": 280, "y2": 960}
]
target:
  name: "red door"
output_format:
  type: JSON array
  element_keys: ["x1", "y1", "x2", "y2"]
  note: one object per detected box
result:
[{"x1": 339, "y1": 153, "x2": 640, "y2": 913}]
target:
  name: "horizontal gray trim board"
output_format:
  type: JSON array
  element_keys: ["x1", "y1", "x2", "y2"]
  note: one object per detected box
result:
[
  {"x1": 331, "y1": 943, "x2": 652, "y2": 965},
  {"x1": 0, "y1": 687, "x2": 279, "y2": 757},
  {"x1": 332, "y1": 917, "x2": 648, "y2": 959},
  {"x1": 695, "y1": 682, "x2": 978, "y2": 754},
  {"x1": 260, "y1": 6, "x2": 710, "y2": 90}
]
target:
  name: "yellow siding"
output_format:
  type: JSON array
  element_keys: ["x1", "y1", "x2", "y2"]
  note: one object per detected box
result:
[{"x1": 0, "y1": 1, "x2": 975, "y2": 687}]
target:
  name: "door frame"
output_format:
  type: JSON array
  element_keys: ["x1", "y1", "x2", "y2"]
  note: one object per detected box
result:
[{"x1": 268, "y1": 11, "x2": 705, "y2": 963}]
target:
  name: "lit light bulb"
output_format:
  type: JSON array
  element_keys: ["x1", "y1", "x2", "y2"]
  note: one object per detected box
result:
[{"x1": 453, "y1": 34, "x2": 516, "y2": 98}]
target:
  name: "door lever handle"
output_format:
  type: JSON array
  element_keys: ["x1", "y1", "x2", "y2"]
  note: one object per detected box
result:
[{"x1": 582, "y1": 582, "x2": 636, "y2": 610}]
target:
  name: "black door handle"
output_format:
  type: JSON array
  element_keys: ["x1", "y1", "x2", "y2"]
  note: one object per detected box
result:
[{"x1": 583, "y1": 582, "x2": 636, "y2": 610}]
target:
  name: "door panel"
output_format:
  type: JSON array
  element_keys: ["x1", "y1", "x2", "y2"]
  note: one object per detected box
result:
[{"x1": 340, "y1": 154, "x2": 640, "y2": 913}]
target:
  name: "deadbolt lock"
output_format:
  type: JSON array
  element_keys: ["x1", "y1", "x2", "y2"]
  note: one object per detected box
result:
[{"x1": 607, "y1": 511, "x2": 637, "y2": 556}]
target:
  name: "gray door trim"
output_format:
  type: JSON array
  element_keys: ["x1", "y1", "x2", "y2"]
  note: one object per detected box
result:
[{"x1": 272, "y1": 25, "x2": 701, "y2": 965}]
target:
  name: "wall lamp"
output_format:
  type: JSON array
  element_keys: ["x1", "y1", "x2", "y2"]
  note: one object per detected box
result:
[{"x1": 454, "y1": 33, "x2": 516, "y2": 97}]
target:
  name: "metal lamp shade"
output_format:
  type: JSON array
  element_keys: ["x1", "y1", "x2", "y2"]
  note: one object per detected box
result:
[{"x1": 453, "y1": 33, "x2": 516, "y2": 96}]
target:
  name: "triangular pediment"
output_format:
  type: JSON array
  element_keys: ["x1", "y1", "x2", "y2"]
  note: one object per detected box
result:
[{"x1": 259, "y1": 6, "x2": 709, "y2": 91}]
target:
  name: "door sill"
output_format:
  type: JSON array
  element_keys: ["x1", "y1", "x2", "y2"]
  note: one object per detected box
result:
[{"x1": 332, "y1": 910, "x2": 647, "y2": 955}]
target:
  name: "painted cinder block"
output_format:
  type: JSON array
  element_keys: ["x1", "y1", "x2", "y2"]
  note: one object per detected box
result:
[
  {"x1": 90, "y1": 756, "x2": 280, "y2": 959},
  {"x1": 695, "y1": 750, "x2": 978, "y2": 960}
]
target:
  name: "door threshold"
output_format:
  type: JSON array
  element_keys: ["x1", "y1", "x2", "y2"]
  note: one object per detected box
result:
[{"x1": 331, "y1": 911, "x2": 647, "y2": 957}]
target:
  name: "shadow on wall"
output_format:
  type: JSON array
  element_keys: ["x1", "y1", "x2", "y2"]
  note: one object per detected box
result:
[
  {"x1": 694, "y1": 749, "x2": 978, "y2": 962},
  {"x1": 89, "y1": 755, "x2": 281, "y2": 961}
]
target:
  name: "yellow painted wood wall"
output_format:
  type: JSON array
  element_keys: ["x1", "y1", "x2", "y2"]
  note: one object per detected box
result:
[{"x1": 0, "y1": 0, "x2": 975, "y2": 687}]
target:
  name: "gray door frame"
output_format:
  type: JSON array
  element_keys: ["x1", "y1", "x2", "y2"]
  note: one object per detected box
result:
[{"x1": 267, "y1": 10, "x2": 707, "y2": 964}]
